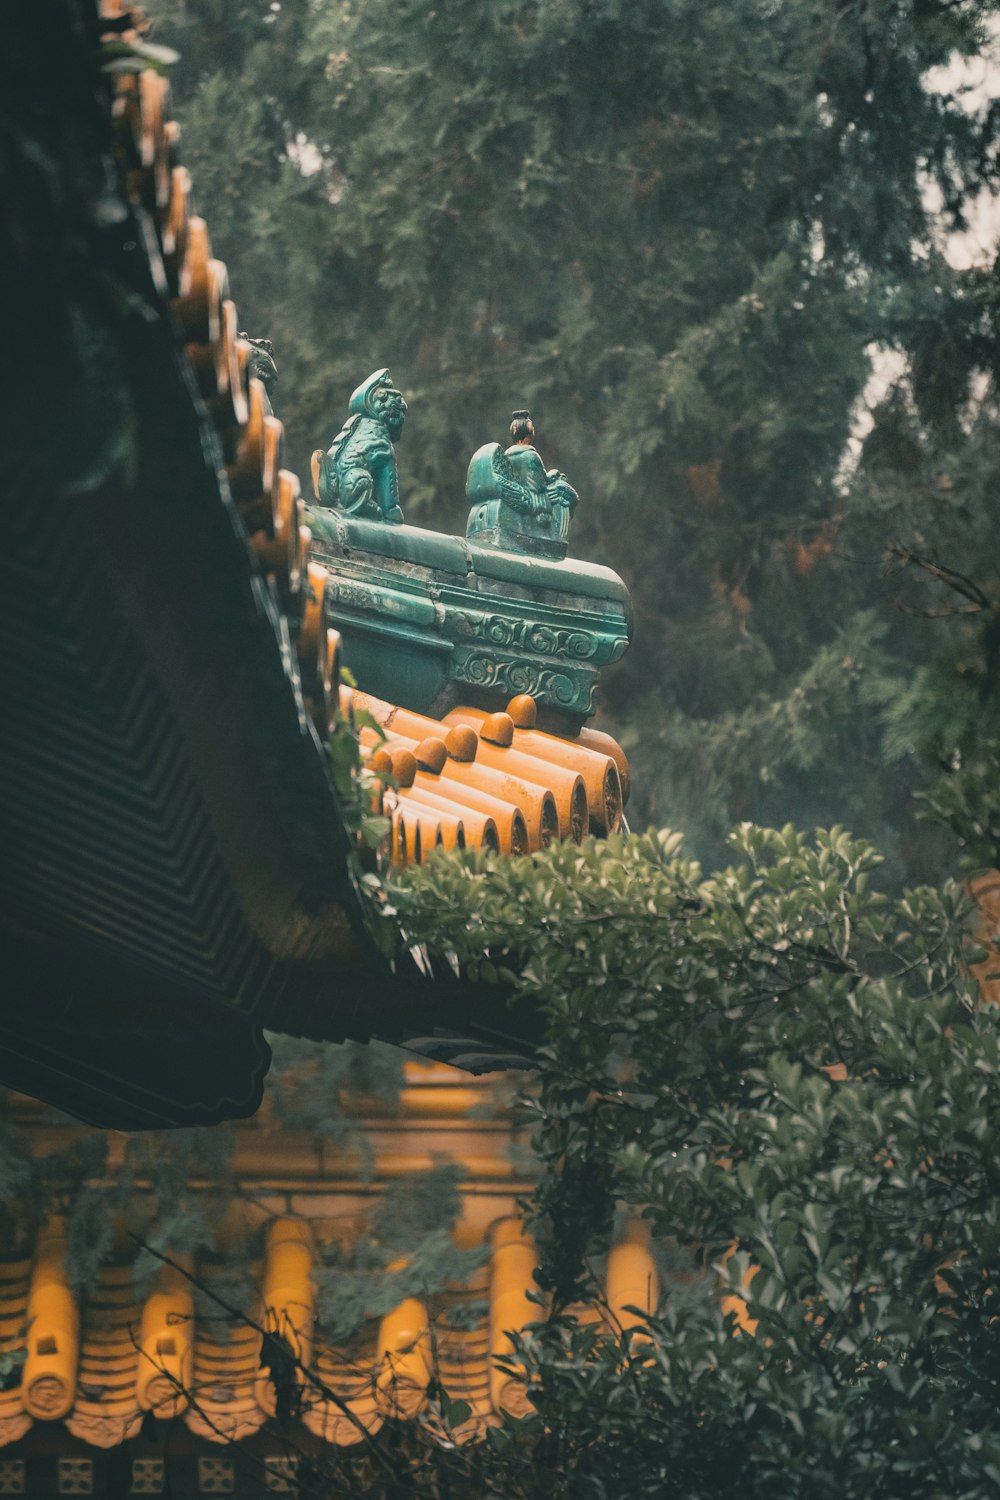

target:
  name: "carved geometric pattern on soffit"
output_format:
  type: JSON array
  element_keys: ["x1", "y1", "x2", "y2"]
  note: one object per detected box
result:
[
  {"x1": 198, "y1": 1457, "x2": 236, "y2": 1494},
  {"x1": 0, "y1": 1461, "x2": 24, "y2": 1496},
  {"x1": 265, "y1": 1457, "x2": 299, "y2": 1492},
  {"x1": 130, "y1": 1458, "x2": 165, "y2": 1494},
  {"x1": 57, "y1": 1458, "x2": 94, "y2": 1495}
]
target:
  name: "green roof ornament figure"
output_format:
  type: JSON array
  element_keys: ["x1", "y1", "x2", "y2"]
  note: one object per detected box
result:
[
  {"x1": 466, "y1": 410, "x2": 579, "y2": 560},
  {"x1": 240, "y1": 332, "x2": 278, "y2": 415},
  {"x1": 312, "y1": 369, "x2": 407, "y2": 524}
]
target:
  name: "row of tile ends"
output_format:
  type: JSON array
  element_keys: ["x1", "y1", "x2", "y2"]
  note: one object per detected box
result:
[
  {"x1": 0, "y1": 1217, "x2": 661, "y2": 1451},
  {"x1": 346, "y1": 687, "x2": 630, "y2": 863}
]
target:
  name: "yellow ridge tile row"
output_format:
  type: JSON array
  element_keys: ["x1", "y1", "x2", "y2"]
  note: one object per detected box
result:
[
  {"x1": 341, "y1": 686, "x2": 629, "y2": 864},
  {"x1": 0, "y1": 1214, "x2": 656, "y2": 1448}
]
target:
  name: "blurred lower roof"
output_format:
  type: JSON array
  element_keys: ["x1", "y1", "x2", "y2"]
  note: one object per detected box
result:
[{"x1": 0, "y1": 1062, "x2": 660, "y2": 1470}]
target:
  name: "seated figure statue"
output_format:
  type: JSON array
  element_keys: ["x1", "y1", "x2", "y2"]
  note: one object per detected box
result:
[
  {"x1": 312, "y1": 369, "x2": 407, "y2": 524},
  {"x1": 466, "y1": 410, "x2": 578, "y2": 560}
]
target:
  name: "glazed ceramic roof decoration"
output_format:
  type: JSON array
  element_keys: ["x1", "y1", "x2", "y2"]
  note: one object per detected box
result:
[
  {"x1": 305, "y1": 508, "x2": 631, "y2": 732},
  {"x1": 466, "y1": 408, "x2": 580, "y2": 561},
  {"x1": 312, "y1": 370, "x2": 407, "y2": 525},
  {"x1": 240, "y1": 333, "x2": 278, "y2": 414},
  {"x1": 306, "y1": 382, "x2": 632, "y2": 731},
  {"x1": 306, "y1": 395, "x2": 631, "y2": 732}
]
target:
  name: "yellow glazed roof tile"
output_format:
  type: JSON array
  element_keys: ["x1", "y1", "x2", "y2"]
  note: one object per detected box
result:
[
  {"x1": 343, "y1": 686, "x2": 629, "y2": 863},
  {"x1": 0, "y1": 1213, "x2": 657, "y2": 1451}
]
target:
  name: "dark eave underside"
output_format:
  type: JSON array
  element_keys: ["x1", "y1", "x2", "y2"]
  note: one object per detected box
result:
[{"x1": 0, "y1": 1, "x2": 534, "y2": 1128}]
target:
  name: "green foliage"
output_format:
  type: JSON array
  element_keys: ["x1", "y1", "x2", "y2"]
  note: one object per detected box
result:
[
  {"x1": 919, "y1": 734, "x2": 1000, "y2": 873},
  {"x1": 314, "y1": 1166, "x2": 486, "y2": 1341},
  {"x1": 0, "y1": 1113, "x2": 111, "y2": 1277},
  {"x1": 392, "y1": 812, "x2": 1000, "y2": 1494},
  {"x1": 326, "y1": 705, "x2": 393, "y2": 856},
  {"x1": 266, "y1": 1033, "x2": 403, "y2": 1141}
]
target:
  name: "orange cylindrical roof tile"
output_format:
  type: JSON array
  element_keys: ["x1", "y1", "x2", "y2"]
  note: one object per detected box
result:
[
  {"x1": 413, "y1": 737, "x2": 448, "y2": 776},
  {"x1": 136, "y1": 1259, "x2": 194, "y2": 1419},
  {"x1": 376, "y1": 1297, "x2": 432, "y2": 1419},
  {"x1": 0, "y1": 1256, "x2": 31, "y2": 1445},
  {"x1": 368, "y1": 745, "x2": 394, "y2": 779},
  {"x1": 347, "y1": 692, "x2": 445, "y2": 745},
  {"x1": 606, "y1": 1222, "x2": 659, "y2": 1336},
  {"x1": 359, "y1": 729, "x2": 515, "y2": 858},
  {"x1": 573, "y1": 726, "x2": 631, "y2": 808},
  {"x1": 488, "y1": 1218, "x2": 541, "y2": 1418},
  {"x1": 67, "y1": 1263, "x2": 142, "y2": 1449},
  {"x1": 387, "y1": 745, "x2": 417, "y2": 788},
  {"x1": 504, "y1": 694, "x2": 537, "y2": 729},
  {"x1": 23, "y1": 1221, "x2": 79, "y2": 1422},
  {"x1": 445, "y1": 723, "x2": 479, "y2": 763},
  {"x1": 416, "y1": 770, "x2": 530, "y2": 856},
  {"x1": 479, "y1": 712, "x2": 515, "y2": 747},
  {"x1": 969, "y1": 870, "x2": 1000, "y2": 1006},
  {"x1": 402, "y1": 784, "x2": 499, "y2": 854},
  {"x1": 719, "y1": 1243, "x2": 759, "y2": 1336},
  {"x1": 405, "y1": 733, "x2": 556, "y2": 851},
  {"x1": 442, "y1": 716, "x2": 587, "y2": 842},
  {"x1": 396, "y1": 795, "x2": 466, "y2": 854},
  {"x1": 447, "y1": 706, "x2": 624, "y2": 833},
  {"x1": 256, "y1": 1219, "x2": 314, "y2": 1418},
  {"x1": 389, "y1": 805, "x2": 424, "y2": 867},
  {"x1": 397, "y1": 802, "x2": 445, "y2": 861},
  {"x1": 301, "y1": 1344, "x2": 384, "y2": 1447},
  {"x1": 353, "y1": 689, "x2": 638, "y2": 850}
]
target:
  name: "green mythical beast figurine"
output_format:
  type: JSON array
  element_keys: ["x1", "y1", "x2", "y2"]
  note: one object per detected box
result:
[
  {"x1": 312, "y1": 369, "x2": 407, "y2": 524},
  {"x1": 466, "y1": 410, "x2": 579, "y2": 560},
  {"x1": 240, "y1": 332, "x2": 278, "y2": 415}
]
